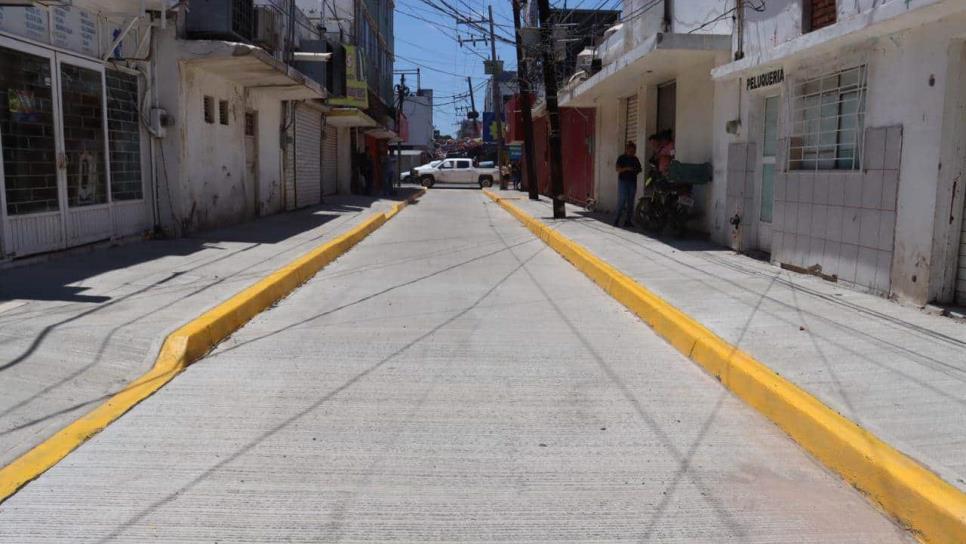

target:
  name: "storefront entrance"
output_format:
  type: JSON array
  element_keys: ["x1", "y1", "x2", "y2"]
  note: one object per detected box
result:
[{"x1": 0, "y1": 37, "x2": 147, "y2": 258}]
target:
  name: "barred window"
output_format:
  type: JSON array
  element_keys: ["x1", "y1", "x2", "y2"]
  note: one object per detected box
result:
[{"x1": 788, "y1": 65, "x2": 867, "y2": 171}]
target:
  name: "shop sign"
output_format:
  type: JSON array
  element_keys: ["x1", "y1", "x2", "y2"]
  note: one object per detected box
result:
[
  {"x1": 329, "y1": 46, "x2": 369, "y2": 109},
  {"x1": 746, "y1": 68, "x2": 784, "y2": 91},
  {"x1": 0, "y1": 5, "x2": 140, "y2": 60}
]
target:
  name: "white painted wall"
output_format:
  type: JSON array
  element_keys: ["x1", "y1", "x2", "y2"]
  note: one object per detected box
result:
[
  {"x1": 593, "y1": 97, "x2": 625, "y2": 212},
  {"x1": 249, "y1": 94, "x2": 285, "y2": 215},
  {"x1": 403, "y1": 91, "x2": 434, "y2": 150},
  {"x1": 179, "y1": 65, "x2": 253, "y2": 232}
]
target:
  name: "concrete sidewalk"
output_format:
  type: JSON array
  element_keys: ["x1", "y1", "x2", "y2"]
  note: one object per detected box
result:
[
  {"x1": 509, "y1": 194, "x2": 966, "y2": 493},
  {"x1": 0, "y1": 191, "x2": 417, "y2": 468}
]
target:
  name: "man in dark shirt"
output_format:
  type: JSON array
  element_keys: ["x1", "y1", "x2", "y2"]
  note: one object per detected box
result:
[{"x1": 615, "y1": 142, "x2": 643, "y2": 227}]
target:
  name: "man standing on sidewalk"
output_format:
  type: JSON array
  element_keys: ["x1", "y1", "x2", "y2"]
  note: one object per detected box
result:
[{"x1": 614, "y1": 142, "x2": 642, "y2": 227}]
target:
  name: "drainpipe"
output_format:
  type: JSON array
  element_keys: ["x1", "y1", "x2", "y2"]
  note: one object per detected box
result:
[
  {"x1": 663, "y1": 0, "x2": 672, "y2": 33},
  {"x1": 735, "y1": 0, "x2": 745, "y2": 60}
]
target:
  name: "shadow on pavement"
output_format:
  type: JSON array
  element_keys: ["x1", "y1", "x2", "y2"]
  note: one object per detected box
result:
[{"x1": 0, "y1": 191, "x2": 418, "y2": 305}]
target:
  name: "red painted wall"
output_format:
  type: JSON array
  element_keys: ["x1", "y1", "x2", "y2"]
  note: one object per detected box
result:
[
  {"x1": 561, "y1": 108, "x2": 595, "y2": 206},
  {"x1": 520, "y1": 109, "x2": 595, "y2": 206}
]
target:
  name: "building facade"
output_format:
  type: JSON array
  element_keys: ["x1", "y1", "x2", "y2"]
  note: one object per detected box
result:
[
  {"x1": 711, "y1": 0, "x2": 966, "y2": 305},
  {"x1": 0, "y1": 0, "x2": 393, "y2": 260},
  {"x1": 542, "y1": 1, "x2": 732, "y2": 217}
]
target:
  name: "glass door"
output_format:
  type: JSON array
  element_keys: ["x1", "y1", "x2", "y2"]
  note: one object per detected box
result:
[
  {"x1": 757, "y1": 95, "x2": 780, "y2": 252},
  {"x1": 0, "y1": 38, "x2": 63, "y2": 257},
  {"x1": 55, "y1": 53, "x2": 113, "y2": 246}
]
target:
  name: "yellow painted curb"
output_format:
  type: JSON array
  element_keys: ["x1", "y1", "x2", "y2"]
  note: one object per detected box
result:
[
  {"x1": 0, "y1": 190, "x2": 425, "y2": 503},
  {"x1": 483, "y1": 189, "x2": 966, "y2": 544}
]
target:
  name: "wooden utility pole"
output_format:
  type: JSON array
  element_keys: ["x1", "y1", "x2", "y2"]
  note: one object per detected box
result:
[
  {"x1": 511, "y1": 0, "x2": 539, "y2": 200},
  {"x1": 536, "y1": 0, "x2": 566, "y2": 218},
  {"x1": 467, "y1": 76, "x2": 479, "y2": 138},
  {"x1": 488, "y1": 5, "x2": 506, "y2": 183}
]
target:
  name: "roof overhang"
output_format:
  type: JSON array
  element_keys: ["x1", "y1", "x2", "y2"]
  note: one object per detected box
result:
[
  {"x1": 558, "y1": 33, "x2": 731, "y2": 108},
  {"x1": 325, "y1": 108, "x2": 379, "y2": 128},
  {"x1": 712, "y1": 0, "x2": 965, "y2": 81},
  {"x1": 366, "y1": 128, "x2": 399, "y2": 140},
  {"x1": 182, "y1": 41, "x2": 325, "y2": 100}
]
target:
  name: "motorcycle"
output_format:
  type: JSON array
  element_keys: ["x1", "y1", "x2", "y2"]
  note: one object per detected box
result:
[{"x1": 635, "y1": 160, "x2": 712, "y2": 238}]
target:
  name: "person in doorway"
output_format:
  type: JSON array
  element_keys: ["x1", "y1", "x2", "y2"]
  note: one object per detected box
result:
[
  {"x1": 614, "y1": 141, "x2": 643, "y2": 227},
  {"x1": 360, "y1": 153, "x2": 373, "y2": 196},
  {"x1": 648, "y1": 130, "x2": 675, "y2": 179},
  {"x1": 382, "y1": 155, "x2": 396, "y2": 197}
]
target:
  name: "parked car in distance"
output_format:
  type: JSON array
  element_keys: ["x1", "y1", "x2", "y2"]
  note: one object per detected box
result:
[
  {"x1": 410, "y1": 158, "x2": 500, "y2": 189},
  {"x1": 402, "y1": 160, "x2": 442, "y2": 183}
]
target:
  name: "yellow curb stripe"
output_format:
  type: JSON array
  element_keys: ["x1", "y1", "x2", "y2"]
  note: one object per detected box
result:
[
  {"x1": 0, "y1": 190, "x2": 425, "y2": 503},
  {"x1": 483, "y1": 189, "x2": 966, "y2": 544}
]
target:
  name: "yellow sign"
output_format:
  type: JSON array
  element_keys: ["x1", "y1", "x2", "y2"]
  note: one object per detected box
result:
[{"x1": 329, "y1": 46, "x2": 369, "y2": 109}]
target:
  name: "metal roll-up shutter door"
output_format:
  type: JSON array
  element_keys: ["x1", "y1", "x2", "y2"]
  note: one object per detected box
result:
[
  {"x1": 284, "y1": 132, "x2": 296, "y2": 211},
  {"x1": 957, "y1": 199, "x2": 966, "y2": 304},
  {"x1": 624, "y1": 94, "x2": 638, "y2": 146},
  {"x1": 295, "y1": 104, "x2": 322, "y2": 208},
  {"x1": 321, "y1": 123, "x2": 338, "y2": 195}
]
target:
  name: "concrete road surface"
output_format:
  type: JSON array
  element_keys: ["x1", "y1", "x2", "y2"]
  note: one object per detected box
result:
[{"x1": 0, "y1": 189, "x2": 912, "y2": 543}]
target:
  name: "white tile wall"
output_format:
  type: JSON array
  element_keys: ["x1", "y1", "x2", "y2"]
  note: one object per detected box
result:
[
  {"x1": 864, "y1": 127, "x2": 886, "y2": 170},
  {"x1": 811, "y1": 204, "x2": 828, "y2": 239},
  {"x1": 813, "y1": 174, "x2": 829, "y2": 205},
  {"x1": 856, "y1": 246, "x2": 879, "y2": 287},
  {"x1": 844, "y1": 174, "x2": 863, "y2": 207},
  {"x1": 826, "y1": 206, "x2": 844, "y2": 243},
  {"x1": 828, "y1": 176, "x2": 845, "y2": 206},
  {"x1": 881, "y1": 170, "x2": 899, "y2": 211},
  {"x1": 861, "y1": 170, "x2": 883, "y2": 209},
  {"x1": 842, "y1": 209, "x2": 861, "y2": 245},
  {"x1": 877, "y1": 212, "x2": 896, "y2": 251},
  {"x1": 884, "y1": 126, "x2": 902, "y2": 170},
  {"x1": 839, "y1": 243, "x2": 859, "y2": 283},
  {"x1": 758, "y1": 125, "x2": 900, "y2": 295},
  {"x1": 859, "y1": 208, "x2": 880, "y2": 248}
]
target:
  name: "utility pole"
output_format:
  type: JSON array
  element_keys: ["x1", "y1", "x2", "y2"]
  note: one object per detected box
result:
[
  {"x1": 395, "y1": 73, "x2": 411, "y2": 192},
  {"x1": 512, "y1": 0, "x2": 538, "y2": 201},
  {"x1": 488, "y1": 5, "x2": 507, "y2": 187},
  {"x1": 536, "y1": 0, "x2": 566, "y2": 218}
]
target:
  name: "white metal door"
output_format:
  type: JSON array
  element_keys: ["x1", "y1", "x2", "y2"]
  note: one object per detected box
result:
[
  {"x1": 294, "y1": 104, "x2": 321, "y2": 208},
  {"x1": 0, "y1": 38, "x2": 63, "y2": 257},
  {"x1": 757, "y1": 95, "x2": 780, "y2": 252},
  {"x1": 58, "y1": 53, "x2": 113, "y2": 247},
  {"x1": 321, "y1": 121, "x2": 338, "y2": 195}
]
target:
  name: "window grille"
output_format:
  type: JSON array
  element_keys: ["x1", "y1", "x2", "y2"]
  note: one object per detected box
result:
[
  {"x1": 788, "y1": 65, "x2": 867, "y2": 171},
  {"x1": 219, "y1": 100, "x2": 229, "y2": 126},
  {"x1": 204, "y1": 96, "x2": 214, "y2": 124}
]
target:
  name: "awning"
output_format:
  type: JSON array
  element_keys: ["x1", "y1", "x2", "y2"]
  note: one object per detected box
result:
[
  {"x1": 366, "y1": 128, "x2": 399, "y2": 140},
  {"x1": 181, "y1": 41, "x2": 325, "y2": 100},
  {"x1": 325, "y1": 108, "x2": 379, "y2": 128},
  {"x1": 558, "y1": 33, "x2": 730, "y2": 108}
]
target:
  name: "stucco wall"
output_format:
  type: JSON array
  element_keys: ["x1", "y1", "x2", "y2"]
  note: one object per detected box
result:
[
  {"x1": 178, "y1": 65, "x2": 253, "y2": 232},
  {"x1": 249, "y1": 93, "x2": 284, "y2": 216}
]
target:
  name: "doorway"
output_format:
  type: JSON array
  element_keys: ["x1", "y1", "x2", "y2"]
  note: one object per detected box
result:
[
  {"x1": 756, "y1": 95, "x2": 780, "y2": 252},
  {"x1": 1, "y1": 39, "x2": 115, "y2": 257}
]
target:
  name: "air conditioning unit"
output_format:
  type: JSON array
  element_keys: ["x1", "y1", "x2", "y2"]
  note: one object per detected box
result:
[
  {"x1": 185, "y1": 0, "x2": 254, "y2": 43},
  {"x1": 254, "y1": 6, "x2": 279, "y2": 52},
  {"x1": 576, "y1": 47, "x2": 595, "y2": 73}
]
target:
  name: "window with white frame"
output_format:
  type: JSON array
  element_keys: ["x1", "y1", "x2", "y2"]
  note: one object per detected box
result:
[{"x1": 788, "y1": 65, "x2": 867, "y2": 171}]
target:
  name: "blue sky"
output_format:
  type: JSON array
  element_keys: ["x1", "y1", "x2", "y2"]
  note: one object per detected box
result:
[{"x1": 393, "y1": 1, "x2": 520, "y2": 137}]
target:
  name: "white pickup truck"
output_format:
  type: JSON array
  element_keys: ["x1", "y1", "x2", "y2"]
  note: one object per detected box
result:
[{"x1": 410, "y1": 158, "x2": 499, "y2": 189}]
